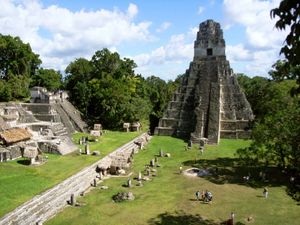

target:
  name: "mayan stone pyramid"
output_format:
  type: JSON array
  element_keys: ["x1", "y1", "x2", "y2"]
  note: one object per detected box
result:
[{"x1": 155, "y1": 20, "x2": 254, "y2": 144}]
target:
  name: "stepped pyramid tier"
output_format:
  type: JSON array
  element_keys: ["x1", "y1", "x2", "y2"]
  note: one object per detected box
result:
[
  {"x1": 0, "y1": 89, "x2": 89, "y2": 158},
  {"x1": 155, "y1": 20, "x2": 254, "y2": 144}
]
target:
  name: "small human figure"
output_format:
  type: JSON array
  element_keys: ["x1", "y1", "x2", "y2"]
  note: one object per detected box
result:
[
  {"x1": 195, "y1": 190, "x2": 201, "y2": 201},
  {"x1": 199, "y1": 140, "x2": 205, "y2": 154},
  {"x1": 199, "y1": 147, "x2": 204, "y2": 155},
  {"x1": 243, "y1": 175, "x2": 250, "y2": 182},
  {"x1": 188, "y1": 140, "x2": 192, "y2": 150},
  {"x1": 263, "y1": 187, "x2": 268, "y2": 198},
  {"x1": 179, "y1": 166, "x2": 183, "y2": 174},
  {"x1": 228, "y1": 212, "x2": 235, "y2": 225},
  {"x1": 127, "y1": 178, "x2": 132, "y2": 188},
  {"x1": 290, "y1": 176, "x2": 295, "y2": 184},
  {"x1": 201, "y1": 190, "x2": 205, "y2": 201},
  {"x1": 230, "y1": 212, "x2": 235, "y2": 220},
  {"x1": 204, "y1": 190, "x2": 213, "y2": 202}
]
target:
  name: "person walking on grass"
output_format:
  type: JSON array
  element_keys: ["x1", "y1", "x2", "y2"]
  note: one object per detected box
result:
[
  {"x1": 195, "y1": 190, "x2": 201, "y2": 201},
  {"x1": 227, "y1": 212, "x2": 235, "y2": 225},
  {"x1": 179, "y1": 166, "x2": 183, "y2": 174},
  {"x1": 263, "y1": 187, "x2": 268, "y2": 198}
]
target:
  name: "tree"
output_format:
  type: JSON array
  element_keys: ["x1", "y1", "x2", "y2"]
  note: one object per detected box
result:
[
  {"x1": 144, "y1": 76, "x2": 178, "y2": 133},
  {"x1": 271, "y1": 0, "x2": 300, "y2": 95},
  {"x1": 0, "y1": 80, "x2": 12, "y2": 102},
  {"x1": 65, "y1": 58, "x2": 93, "y2": 115},
  {"x1": 0, "y1": 34, "x2": 41, "y2": 101},
  {"x1": 31, "y1": 68, "x2": 62, "y2": 92},
  {"x1": 237, "y1": 74, "x2": 272, "y2": 121},
  {"x1": 0, "y1": 34, "x2": 41, "y2": 79},
  {"x1": 269, "y1": 60, "x2": 300, "y2": 97},
  {"x1": 7, "y1": 74, "x2": 31, "y2": 99},
  {"x1": 237, "y1": 80, "x2": 300, "y2": 169},
  {"x1": 65, "y1": 49, "x2": 150, "y2": 128}
]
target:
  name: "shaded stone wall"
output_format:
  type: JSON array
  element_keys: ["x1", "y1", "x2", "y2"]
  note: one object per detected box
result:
[
  {"x1": 0, "y1": 146, "x2": 22, "y2": 162},
  {"x1": 0, "y1": 133, "x2": 150, "y2": 225}
]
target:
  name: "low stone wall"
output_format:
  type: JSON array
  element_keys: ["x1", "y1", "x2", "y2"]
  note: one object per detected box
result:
[{"x1": 0, "y1": 133, "x2": 150, "y2": 225}]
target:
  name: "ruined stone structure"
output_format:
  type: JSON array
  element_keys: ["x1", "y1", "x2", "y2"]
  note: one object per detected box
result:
[
  {"x1": 155, "y1": 20, "x2": 254, "y2": 144},
  {"x1": 0, "y1": 87, "x2": 88, "y2": 160},
  {"x1": 0, "y1": 133, "x2": 150, "y2": 225}
]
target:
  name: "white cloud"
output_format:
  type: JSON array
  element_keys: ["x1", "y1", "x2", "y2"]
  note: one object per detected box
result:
[
  {"x1": 127, "y1": 3, "x2": 138, "y2": 18},
  {"x1": 226, "y1": 44, "x2": 252, "y2": 62},
  {"x1": 132, "y1": 32, "x2": 194, "y2": 79},
  {"x1": 156, "y1": 22, "x2": 171, "y2": 32},
  {"x1": 198, "y1": 6, "x2": 205, "y2": 15},
  {"x1": 0, "y1": 0, "x2": 152, "y2": 72},
  {"x1": 223, "y1": 0, "x2": 287, "y2": 76},
  {"x1": 243, "y1": 49, "x2": 280, "y2": 75},
  {"x1": 224, "y1": 0, "x2": 285, "y2": 49},
  {"x1": 188, "y1": 26, "x2": 198, "y2": 37},
  {"x1": 133, "y1": 33, "x2": 193, "y2": 66}
]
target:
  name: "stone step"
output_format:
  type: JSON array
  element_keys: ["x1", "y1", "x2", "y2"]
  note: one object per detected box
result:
[
  {"x1": 54, "y1": 130, "x2": 68, "y2": 136},
  {"x1": 159, "y1": 118, "x2": 179, "y2": 128},
  {"x1": 59, "y1": 100, "x2": 88, "y2": 132},
  {"x1": 51, "y1": 104, "x2": 76, "y2": 134},
  {"x1": 154, "y1": 127, "x2": 175, "y2": 136}
]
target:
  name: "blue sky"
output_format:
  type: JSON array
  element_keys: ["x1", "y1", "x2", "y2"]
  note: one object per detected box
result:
[{"x1": 0, "y1": 0, "x2": 286, "y2": 80}]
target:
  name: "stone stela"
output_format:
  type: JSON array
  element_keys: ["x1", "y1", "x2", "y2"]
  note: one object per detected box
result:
[{"x1": 155, "y1": 20, "x2": 254, "y2": 144}]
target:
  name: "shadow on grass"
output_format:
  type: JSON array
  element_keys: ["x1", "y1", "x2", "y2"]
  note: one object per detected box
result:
[
  {"x1": 17, "y1": 159, "x2": 30, "y2": 166},
  {"x1": 182, "y1": 157, "x2": 289, "y2": 188},
  {"x1": 148, "y1": 211, "x2": 221, "y2": 225}
]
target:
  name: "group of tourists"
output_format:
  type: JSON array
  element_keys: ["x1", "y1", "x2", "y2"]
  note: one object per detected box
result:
[
  {"x1": 195, "y1": 186, "x2": 268, "y2": 204},
  {"x1": 195, "y1": 190, "x2": 213, "y2": 203}
]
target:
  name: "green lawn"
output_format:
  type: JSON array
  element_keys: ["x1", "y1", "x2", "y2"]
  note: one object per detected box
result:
[
  {"x1": 0, "y1": 131, "x2": 141, "y2": 217},
  {"x1": 47, "y1": 137, "x2": 299, "y2": 225}
]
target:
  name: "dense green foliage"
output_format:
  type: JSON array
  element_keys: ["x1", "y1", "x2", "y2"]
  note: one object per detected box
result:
[
  {"x1": 0, "y1": 34, "x2": 41, "y2": 101},
  {"x1": 0, "y1": 34, "x2": 41, "y2": 79},
  {"x1": 271, "y1": 0, "x2": 300, "y2": 95},
  {"x1": 0, "y1": 34, "x2": 63, "y2": 100},
  {"x1": 238, "y1": 76, "x2": 299, "y2": 168},
  {"x1": 237, "y1": 74, "x2": 272, "y2": 121},
  {"x1": 65, "y1": 48, "x2": 177, "y2": 130},
  {"x1": 144, "y1": 75, "x2": 178, "y2": 133},
  {"x1": 237, "y1": 62, "x2": 300, "y2": 199},
  {"x1": 30, "y1": 68, "x2": 63, "y2": 92}
]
